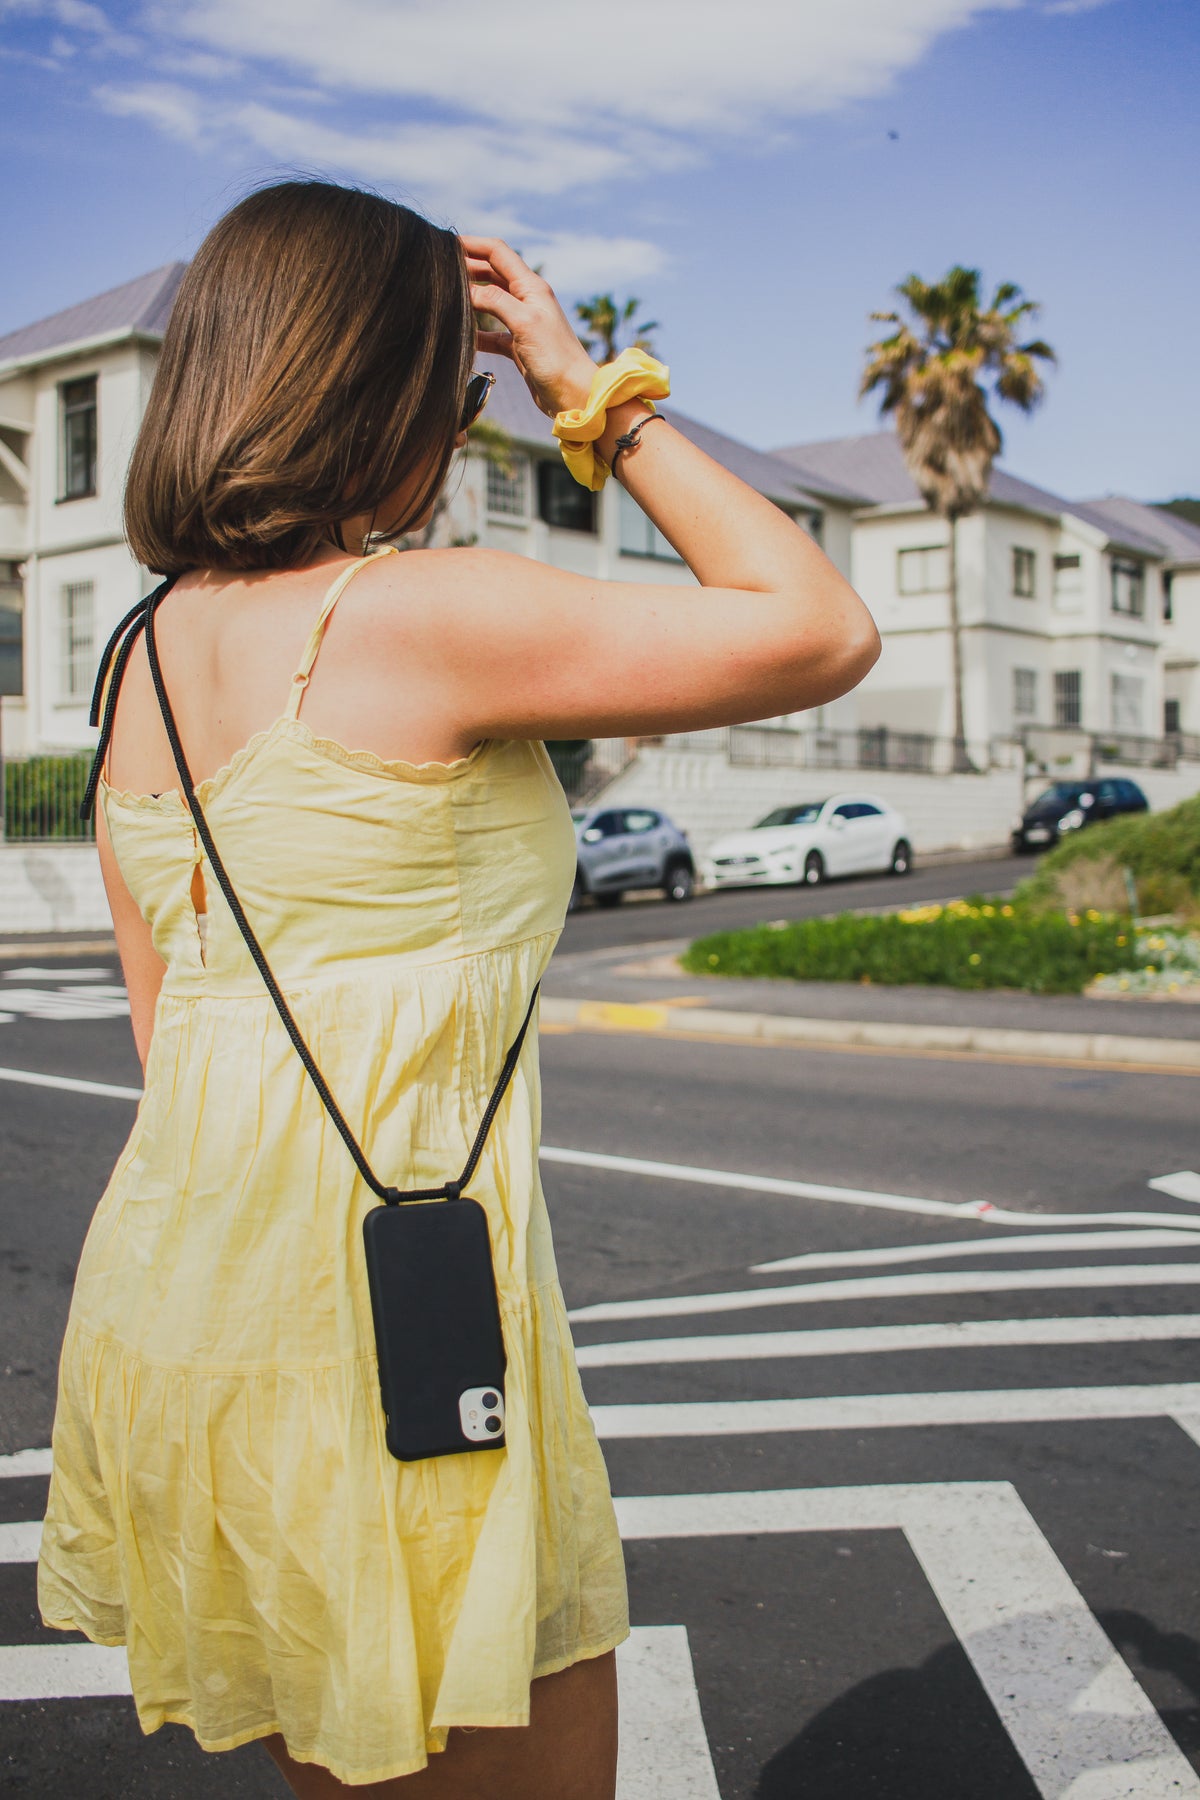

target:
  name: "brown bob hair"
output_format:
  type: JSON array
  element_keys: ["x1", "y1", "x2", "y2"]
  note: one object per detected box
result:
[{"x1": 125, "y1": 181, "x2": 475, "y2": 574}]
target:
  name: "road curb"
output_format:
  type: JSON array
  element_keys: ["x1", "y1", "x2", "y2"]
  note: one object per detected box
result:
[{"x1": 538, "y1": 996, "x2": 1200, "y2": 1072}]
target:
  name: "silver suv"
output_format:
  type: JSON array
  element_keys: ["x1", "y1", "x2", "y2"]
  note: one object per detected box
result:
[{"x1": 569, "y1": 805, "x2": 695, "y2": 910}]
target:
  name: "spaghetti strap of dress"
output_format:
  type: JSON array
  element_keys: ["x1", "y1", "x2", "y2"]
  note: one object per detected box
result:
[{"x1": 283, "y1": 544, "x2": 400, "y2": 721}]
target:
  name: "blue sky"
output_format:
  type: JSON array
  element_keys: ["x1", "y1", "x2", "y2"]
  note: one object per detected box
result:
[{"x1": 1, "y1": 0, "x2": 1196, "y2": 501}]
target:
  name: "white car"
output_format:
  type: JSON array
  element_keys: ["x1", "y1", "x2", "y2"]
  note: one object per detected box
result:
[{"x1": 702, "y1": 795, "x2": 912, "y2": 889}]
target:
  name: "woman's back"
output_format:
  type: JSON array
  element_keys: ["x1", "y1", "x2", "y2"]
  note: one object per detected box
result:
[
  {"x1": 39, "y1": 553, "x2": 620, "y2": 1779},
  {"x1": 103, "y1": 549, "x2": 576, "y2": 986}
]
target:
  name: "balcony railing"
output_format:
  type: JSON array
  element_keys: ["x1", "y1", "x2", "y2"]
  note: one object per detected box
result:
[
  {"x1": 1023, "y1": 723, "x2": 1200, "y2": 773},
  {"x1": 658, "y1": 724, "x2": 1021, "y2": 776}
]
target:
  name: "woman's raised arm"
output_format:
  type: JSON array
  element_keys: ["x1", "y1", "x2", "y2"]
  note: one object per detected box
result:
[{"x1": 404, "y1": 238, "x2": 880, "y2": 742}]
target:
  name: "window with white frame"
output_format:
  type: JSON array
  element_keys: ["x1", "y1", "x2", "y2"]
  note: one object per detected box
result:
[
  {"x1": 618, "y1": 486, "x2": 683, "y2": 562},
  {"x1": 1012, "y1": 546, "x2": 1036, "y2": 598},
  {"x1": 1052, "y1": 553, "x2": 1082, "y2": 611},
  {"x1": 59, "y1": 580, "x2": 95, "y2": 700},
  {"x1": 1110, "y1": 672, "x2": 1144, "y2": 734},
  {"x1": 1110, "y1": 558, "x2": 1145, "y2": 617},
  {"x1": 60, "y1": 376, "x2": 98, "y2": 501},
  {"x1": 896, "y1": 545, "x2": 950, "y2": 594},
  {"x1": 1054, "y1": 669, "x2": 1082, "y2": 728},
  {"x1": 485, "y1": 453, "x2": 529, "y2": 519},
  {"x1": 1012, "y1": 667, "x2": 1038, "y2": 719},
  {"x1": 1162, "y1": 570, "x2": 1174, "y2": 623}
]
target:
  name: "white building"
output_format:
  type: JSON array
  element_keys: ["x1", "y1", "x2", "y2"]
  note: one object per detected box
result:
[
  {"x1": 0, "y1": 265, "x2": 186, "y2": 757},
  {"x1": 1, "y1": 265, "x2": 1196, "y2": 785},
  {"x1": 774, "y1": 432, "x2": 1200, "y2": 760}
]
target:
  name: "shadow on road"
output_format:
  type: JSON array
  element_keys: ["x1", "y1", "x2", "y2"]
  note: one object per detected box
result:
[{"x1": 754, "y1": 1610, "x2": 1200, "y2": 1798}]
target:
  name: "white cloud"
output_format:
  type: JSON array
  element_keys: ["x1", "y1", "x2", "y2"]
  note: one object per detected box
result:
[
  {"x1": 227, "y1": 102, "x2": 636, "y2": 206},
  {"x1": 97, "y1": 79, "x2": 206, "y2": 145},
  {"x1": 67, "y1": 0, "x2": 1084, "y2": 297},
  {"x1": 157, "y1": 0, "x2": 1025, "y2": 131},
  {"x1": 92, "y1": 0, "x2": 1028, "y2": 226},
  {"x1": 516, "y1": 230, "x2": 668, "y2": 292},
  {"x1": 1, "y1": 0, "x2": 140, "y2": 54}
]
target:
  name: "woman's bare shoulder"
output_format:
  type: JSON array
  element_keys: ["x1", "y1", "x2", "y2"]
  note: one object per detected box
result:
[
  {"x1": 381, "y1": 544, "x2": 575, "y2": 601},
  {"x1": 364, "y1": 544, "x2": 590, "y2": 658}
]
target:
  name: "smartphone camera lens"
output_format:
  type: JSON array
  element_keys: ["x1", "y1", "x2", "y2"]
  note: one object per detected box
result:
[
  {"x1": 482, "y1": 1392, "x2": 499, "y2": 1409},
  {"x1": 485, "y1": 1416, "x2": 502, "y2": 1434}
]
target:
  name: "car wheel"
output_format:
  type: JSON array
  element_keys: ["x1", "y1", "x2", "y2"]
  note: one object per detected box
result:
[
  {"x1": 890, "y1": 838, "x2": 912, "y2": 876},
  {"x1": 803, "y1": 851, "x2": 825, "y2": 886},
  {"x1": 596, "y1": 890, "x2": 623, "y2": 908},
  {"x1": 663, "y1": 860, "x2": 694, "y2": 902}
]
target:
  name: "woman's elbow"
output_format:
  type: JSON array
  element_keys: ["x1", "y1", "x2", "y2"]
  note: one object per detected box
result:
[{"x1": 823, "y1": 595, "x2": 881, "y2": 696}]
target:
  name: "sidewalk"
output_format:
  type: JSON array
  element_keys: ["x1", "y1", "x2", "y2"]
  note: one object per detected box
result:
[
  {"x1": 4, "y1": 928, "x2": 1197, "y2": 1073},
  {"x1": 0, "y1": 931, "x2": 116, "y2": 958},
  {"x1": 542, "y1": 940, "x2": 1200, "y2": 1072}
]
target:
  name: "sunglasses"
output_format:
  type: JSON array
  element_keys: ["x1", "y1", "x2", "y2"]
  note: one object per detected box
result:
[{"x1": 461, "y1": 370, "x2": 496, "y2": 432}]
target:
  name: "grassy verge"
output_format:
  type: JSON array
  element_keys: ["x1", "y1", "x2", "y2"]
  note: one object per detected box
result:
[
  {"x1": 681, "y1": 899, "x2": 1144, "y2": 996},
  {"x1": 1016, "y1": 792, "x2": 1200, "y2": 920}
]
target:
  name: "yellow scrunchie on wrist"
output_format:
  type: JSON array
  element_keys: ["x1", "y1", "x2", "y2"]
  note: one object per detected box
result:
[{"x1": 552, "y1": 348, "x2": 671, "y2": 491}]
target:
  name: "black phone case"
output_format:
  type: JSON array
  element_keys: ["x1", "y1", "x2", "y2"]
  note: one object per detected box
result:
[{"x1": 362, "y1": 1197, "x2": 507, "y2": 1462}]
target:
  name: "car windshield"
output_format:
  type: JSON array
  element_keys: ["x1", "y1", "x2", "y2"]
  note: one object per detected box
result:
[
  {"x1": 1028, "y1": 784, "x2": 1088, "y2": 812},
  {"x1": 756, "y1": 802, "x2": 826, "y2": 828}
]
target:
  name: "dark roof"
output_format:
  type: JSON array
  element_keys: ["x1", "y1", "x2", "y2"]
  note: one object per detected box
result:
[
  {"x1": 0, "y1": 264, "x2": 188, "y2": 367},
  {"x1": 773, "y1": 429, "x2": 1070, "y2": 518},
  {"x1": 1073, "y1": 494, "x2": 1200, "y2": 565},
  {"x1": 482, "y1": 357, "x2": 821, "y2": 508}
]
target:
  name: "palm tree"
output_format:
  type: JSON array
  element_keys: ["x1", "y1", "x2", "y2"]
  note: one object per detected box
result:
[
  {"x1": 574, "y1": 294, "x2": 660, "y2": 364},
  {"x1": 860, "y1": 266, "x2": 1055, "y2": 770}
]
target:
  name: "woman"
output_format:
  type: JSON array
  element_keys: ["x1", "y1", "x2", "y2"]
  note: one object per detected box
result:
[{"x1": 38, "y1": 180, "x2": 879, "y2": 1797}]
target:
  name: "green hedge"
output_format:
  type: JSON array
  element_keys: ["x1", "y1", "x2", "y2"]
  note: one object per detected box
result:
[
  {"x1": 2, "y1": 754, "x2": 95, "y2": 841},
  {"x1": 681, "y1": 898, "x2": 1144, "y2": 995},
  {"x1": 1016, "y1": 793, "x2": 1200, "y2": 919}
]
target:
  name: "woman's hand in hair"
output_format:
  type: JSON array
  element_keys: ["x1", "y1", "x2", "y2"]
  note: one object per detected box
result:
[{"x1": 462, "y1": 237, "x2": 598, "y2": 418}]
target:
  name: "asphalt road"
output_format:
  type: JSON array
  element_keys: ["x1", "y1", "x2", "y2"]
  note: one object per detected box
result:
[
  {"x1": 559, "y1": 851, "x2": 1031, "y2": 950},
  {"x1": 3, "y1": 951, "x2": 1200, "y2": 1798}
]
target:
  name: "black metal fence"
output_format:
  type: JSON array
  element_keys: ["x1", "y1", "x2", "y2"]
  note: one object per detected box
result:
[{"x1": 544, "y1": 738, "x2": 636, "y2": 806}]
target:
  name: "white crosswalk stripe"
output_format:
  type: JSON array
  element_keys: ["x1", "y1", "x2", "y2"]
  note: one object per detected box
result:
[
  {"x1": 5, "y1": 1060, "x2": 1200, "y2": 1794},
  {"x1": 569, "y1": 1211, "x2": 1200, "y2": 1794},
  {"x1": 617, "y1": 1485, "x2": 1200, "y2": 1799},
  {"x1": 577, "y1": 1312, "x2": 1200, "y2": 1367}
]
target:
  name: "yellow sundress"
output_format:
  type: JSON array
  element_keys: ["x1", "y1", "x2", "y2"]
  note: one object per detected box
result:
[{"x1": 37, "y1": 550, "x2": 629, "y2": 1785}]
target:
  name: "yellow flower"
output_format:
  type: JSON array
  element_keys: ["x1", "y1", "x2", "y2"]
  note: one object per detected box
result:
[
  {"x1": 1001, "y1": 905, "x2": 1014, "y2": 917},
  {"x1": 708, "y1": 954, "x2": 720, "y2": 966},
  {"x1": 1116, "y1": 935, "x2": 1127, "y2": 946},
  {"x1": 1086, "y1": 909, "x2": 1101, "y2": 922},
  {"x1": 982, "y1": 905, "x2": 995, "y2": 917},
  {"x1": 968, "y1": 952, "x2": 982, "y2": 965}
]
